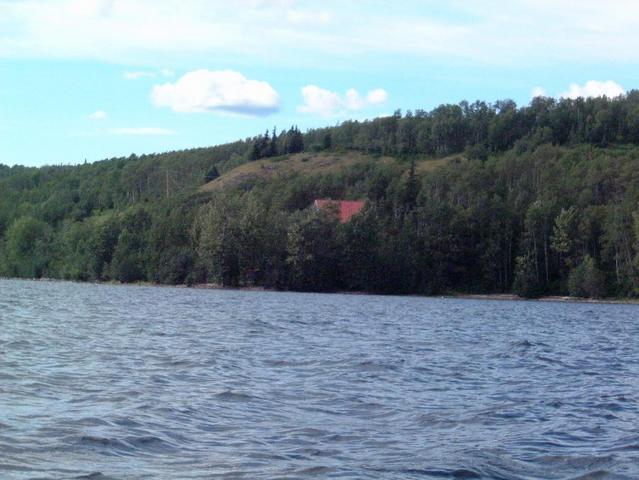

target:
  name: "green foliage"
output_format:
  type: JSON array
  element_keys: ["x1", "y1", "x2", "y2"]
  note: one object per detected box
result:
[
  {"x1": 249, "y1": 126, "x2": 303, "y2": 161},
  {"x1": 568, "y1": 255, "x2": 606, "y2": 298},
  {"x1": 322, "y1": 132, "x2": 333, "y2": 150},
  {"x1": 108, "y1": 228, "x2": 147, "y2": 282},
  {"x1": 285, "y1": 210, "x2": 342, "y2": 292},
  {"x1": 513, "y1": 253, "x2": 542, "y2": 298},
  {"x1": 551, "y1": 207, "x2": 579, "y2": 259},
  {"x1": 87, "y1": 215, "x2": 121, "y2": 280},
  {"x1": 1, "y1": 216, "x2": 50, "y2": 278},
  {"x1": 204, "y1": 166, "x2": 220, "y2": 183},
  {"x1": 286, "y1": 127, "x2": 304, "y2": 154},
  {"x1": 4, "y1": 93, "x2": 639, "y2": 298},
  {"x1": 195, "y1": 196, "x2": 243, "y2": 286},
  {"x1": 103, "y1": 206, "x2": 152, "y2": 282}
]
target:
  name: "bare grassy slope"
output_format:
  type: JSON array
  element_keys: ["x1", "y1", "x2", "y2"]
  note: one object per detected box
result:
[{"x1": 200, "y1": 151, "x2": 456, "y2": 192}]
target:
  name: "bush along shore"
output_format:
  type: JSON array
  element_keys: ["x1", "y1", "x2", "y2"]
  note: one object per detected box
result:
[{"x1": 3, "y1": 94, "x2": 639, "y2": 299}]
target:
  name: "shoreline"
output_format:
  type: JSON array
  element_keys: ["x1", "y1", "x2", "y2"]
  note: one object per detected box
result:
[
  {"x1": 190, "y1": 284, "x2": 639, "y2": 305},
  {"x1": 440, "y1": 293, "x2": 639, "y2": 306},
  {"x1": 3, "y1": 276, "x2": 639, "y2": 305}
]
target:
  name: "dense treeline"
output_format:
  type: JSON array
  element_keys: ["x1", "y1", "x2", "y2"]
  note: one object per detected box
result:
[
  {"x1": 305, "y1": 91, "x2": 639, "y2": 158},
  {"x1": 2, "y1": 93, "x2": 639, "y2": 297},
  {"x1": 190, "y1": 144, "x2": 639, "y2": 297}
]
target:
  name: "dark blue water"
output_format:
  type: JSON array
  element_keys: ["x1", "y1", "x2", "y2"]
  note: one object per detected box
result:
[{"x1": 1, "y1": 279, "x2": 638, "y2": 479}]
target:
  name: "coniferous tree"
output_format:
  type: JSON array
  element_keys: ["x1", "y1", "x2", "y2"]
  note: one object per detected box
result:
[
  {"x1": 268, "y1": 127, "x2": 278, "y2": 157},
  {"x1": 287, "y1": 126, "x2": 304, "y2": 154}
]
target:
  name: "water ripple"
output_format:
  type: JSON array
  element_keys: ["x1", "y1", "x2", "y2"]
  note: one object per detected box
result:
[{"x1": 1, "y1": 279, "x2": 639, "y2": 479}]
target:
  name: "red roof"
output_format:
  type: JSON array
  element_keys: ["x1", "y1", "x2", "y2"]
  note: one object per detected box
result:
[{"x1": 314, "y1": 199, "x2": 366, "y2": 223}]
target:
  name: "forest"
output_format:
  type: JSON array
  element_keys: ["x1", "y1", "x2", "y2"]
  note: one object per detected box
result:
[{"x1": 2, "y1": 92, "x2": 639, "y2": 298}]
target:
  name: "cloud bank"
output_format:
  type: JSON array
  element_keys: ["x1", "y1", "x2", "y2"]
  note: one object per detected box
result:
[
  {"x1": 298, "y1": 86, "x2": 388, "y2": 116},
  {"x1": 532, "y1": 80, "x2": 626, "y2": 100},
  {"x1": 559, "y1": 80, "x2": 625, "y2": 99},
  {"x1": 88, "y1": 110, "x2": 107, "y2": 120},
  {"x1": 151, "y1": 70, "x2": 280, "y2": 116},
  {"x1": 2, "y1": 0, "x2": 639, "y2": 66}
]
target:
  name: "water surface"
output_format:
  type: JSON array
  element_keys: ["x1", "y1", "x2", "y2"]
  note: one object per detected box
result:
[{"x1": 1, "y1": 279, "x2": 638, "y2": 479}]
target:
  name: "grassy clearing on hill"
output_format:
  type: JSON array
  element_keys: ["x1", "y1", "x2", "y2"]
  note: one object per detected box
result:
[{"x1": 200, "y1": 151, "x2": 454, "y2": 193}]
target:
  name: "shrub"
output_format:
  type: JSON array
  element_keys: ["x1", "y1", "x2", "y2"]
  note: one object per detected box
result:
[
  {"x1": 568, "y1": 255, "x2": 605, "y2": 298},
  {"x1": 512, "y1": 253, "x2": 542, "y2": 298}
]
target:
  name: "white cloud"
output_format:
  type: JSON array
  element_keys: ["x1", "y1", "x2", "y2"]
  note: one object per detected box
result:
[
  {"x1": 531, "y1": 86, "x2": 547, "y2": 98},
  {"x1": 298, "y1": 86, "x2": 342, "y2": 116},
  {"x1": 108, "y1": 127, "x2": 176, "y2": 136},
  {"x1": 151, "y1": 69, "x2": 280, "y2": 116},
  {"x1": 238, "y1": 0, "x2": 296, "y2": 7},
  {"x1": 285, "y1": 9, "x2": 330, "y2": 25},
  {"x1": 559, "y1": 80, "x2": 625, "y2": 99},
  {"x1": 88, "y1": 110, "x2": 107, "y2": 120},
  {"x1": 124, "y1": 71, "x2": 156, "y2": 80},
  {"x1": 533, "y1": 80, "x2": 627, "y2": 100},
  {"x1": 366, "y1": 88, "x2": 388, "y2": 105},
  {"x1": 298, "y1": 85, "x2": 388, "y2": 116},
  {"x1": 2, "y1": 1, "x2": 639, "y2": 67},
  {"x1": 66, "y1": 0, "x2": 114, "y2": 19}
]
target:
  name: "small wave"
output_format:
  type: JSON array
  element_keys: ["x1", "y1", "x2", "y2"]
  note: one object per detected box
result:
[
  {"x1": 283, "y1": 427, "x2": 327, "y2": 439},
  {"x1": 111, "y1": 416, "x2": 143, "y2": 428},
  {"x1": 535, "y1": 354, "x2": 571, "y2": 367},
  {"x1": 124, "y1": 434, "x2": 175, "y2": 452},
  {"x1": 73, "y1": 473, "x2": 121, "y2": 480},
  {"x1": 215, "y1": 390, "x2": 255, "y2": 402},
  {"x1": 293, "y1": 465, "x2": 335, "y2": 475},
  {"x1": 567, "y1": 470, "x2": 615, "y2": 480},
  {"x1": 264, "y1": 358, "x2": 315, "y2": 368},
  {"x1": 593, "y1": 402, "x2": 625, "y2": 412},
  {"x1": 369, "y1": 467, "x2": 481, "y2": 478},
  {"x1": 604, "y1": 436, "x2": 639, "y2": 453},
  {"x1": 76, "y1": 435, "x2": 129, "y2": 451},
  {"x1": 356, "y1": 360, "x2": 400, "y2": 372},
  {"x1": 69, "y1": 417, "x2": 112, "y2": 427},
  {"x1": 0, "y1": 462, "x2": 31, "y2": 472}
]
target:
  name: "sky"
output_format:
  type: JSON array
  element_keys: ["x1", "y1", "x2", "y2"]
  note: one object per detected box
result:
[{"x1": 1, "y1": 0, "x2": 638, "y2": 167}]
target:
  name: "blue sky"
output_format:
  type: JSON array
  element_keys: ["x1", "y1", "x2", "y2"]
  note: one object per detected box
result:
[{"x1": 1, "y1": 0, "x2": 637, "y2": 167}]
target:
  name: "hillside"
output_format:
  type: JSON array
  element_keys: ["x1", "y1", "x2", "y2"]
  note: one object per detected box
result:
[
  {"x1": 2, "y1": 94, "x2": 639, "y2": 297},
  {"x1": 200, "y1": 151, "x2": 455, "y2": 193}
]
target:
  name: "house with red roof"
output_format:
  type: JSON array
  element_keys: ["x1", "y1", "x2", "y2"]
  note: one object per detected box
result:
[{"x1": 313, "y1": 199, "x2": 366, "y2": 223}]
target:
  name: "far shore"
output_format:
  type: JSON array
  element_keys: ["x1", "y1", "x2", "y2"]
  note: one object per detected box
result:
[
  {"x1": 3, "y1": 276, "x2": 639, "y2": 305},
  {"x1": 166, "y1": 282, "x2": 639, "y2": 305},
  {"x1": 185, "y1": 282, "x2": 639, "y2": 305},
  {"x1": 440, "y1": 293, "x2": 639, "y2": 305}
]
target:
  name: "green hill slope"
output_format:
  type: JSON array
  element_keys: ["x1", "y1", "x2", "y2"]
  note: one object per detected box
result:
[
  {"x1": 199, "y1": 151, "x2": 454, "y2": 193},
  {"x1": 2, "y1": 94, "x2": 639, "y2": 297}
]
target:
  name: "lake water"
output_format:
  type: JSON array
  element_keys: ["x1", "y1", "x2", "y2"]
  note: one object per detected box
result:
[{"x1": 1, "y1": 279, "x2": 639, "y2": 479}]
